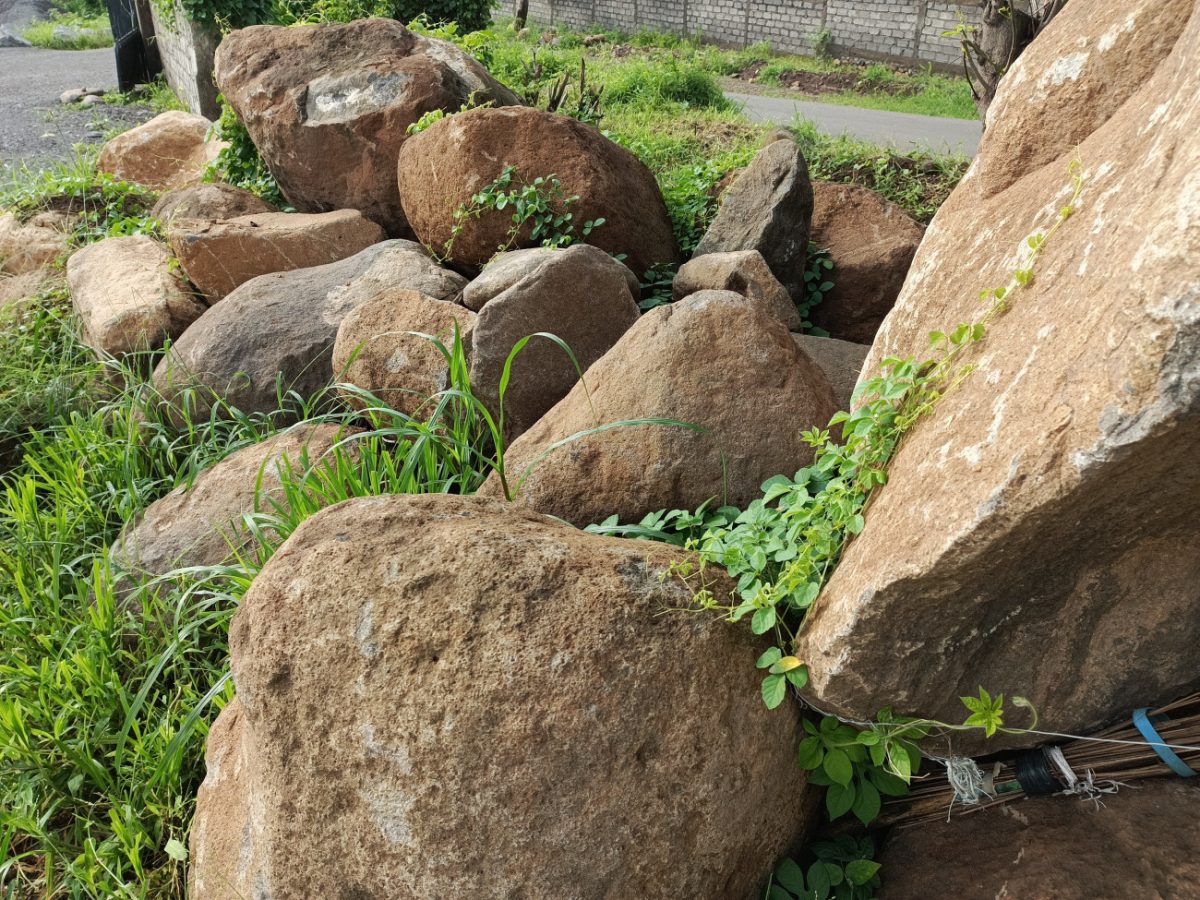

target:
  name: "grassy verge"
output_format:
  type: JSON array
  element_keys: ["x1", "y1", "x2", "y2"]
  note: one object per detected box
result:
[
  {"x1": 487, "y1": 24, "x2": 976, "y2": 120},
  {"x1": 22, "y1": 14, "x2": 113, "y2": 49}
]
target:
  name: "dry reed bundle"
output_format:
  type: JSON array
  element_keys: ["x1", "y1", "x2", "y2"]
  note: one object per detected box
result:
[{"x1": 876, "y1": 693, "x2": 1200, "y2": 829}]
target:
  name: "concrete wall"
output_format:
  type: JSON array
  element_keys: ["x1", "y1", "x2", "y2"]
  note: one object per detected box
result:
[{"x1": 518, "y1": 0, "x2": 980, "y2": 71}]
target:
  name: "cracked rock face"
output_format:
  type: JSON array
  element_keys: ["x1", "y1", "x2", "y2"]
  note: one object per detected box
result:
[
  {"x1": 214, "y1": 19, "x2": 520, "y2": 237},
  {"x1": 794, "y1": 0, "x2": 1200, "y2": 750},
  {"x1": 188, "y1": 494, "x2": 814, "y2": 899}
]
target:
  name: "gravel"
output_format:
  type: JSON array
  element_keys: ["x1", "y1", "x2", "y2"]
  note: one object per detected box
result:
[{"x1": 0, "y1": 46, "x2": 159, "y2": 177}]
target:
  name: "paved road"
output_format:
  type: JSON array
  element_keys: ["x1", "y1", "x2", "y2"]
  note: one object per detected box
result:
[
  {"x1": 727, "y1": 90, "x2": 982, "y2": 157},
  {"x1": 0, "y1": 47, "x2": 154, "y2": 174}
]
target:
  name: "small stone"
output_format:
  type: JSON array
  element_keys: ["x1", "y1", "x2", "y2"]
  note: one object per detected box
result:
[{"x1": 80, "y1": 94, "x2": 105, "y2": 108}]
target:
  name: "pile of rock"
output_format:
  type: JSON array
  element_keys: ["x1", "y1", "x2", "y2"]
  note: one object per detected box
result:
[{"x1": 52, "y1": 1, "x2": 1200, "y2": 893}]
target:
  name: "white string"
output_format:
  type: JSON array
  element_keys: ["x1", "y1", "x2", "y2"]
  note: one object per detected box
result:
[{"x1": 1044, "y1": 745, "x2": 1130, "y2": 808}]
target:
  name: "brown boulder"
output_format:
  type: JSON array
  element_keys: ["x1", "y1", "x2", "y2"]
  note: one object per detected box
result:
[
  {"x1": 333, "y1": 289, "x2": 476, "y2": 415},
  {"x1": 111, "y1": 424, "x2": 352, "y2": 584},
  {"x1": 65, "y1": 235, "x2": 206, "y2": 357},
  {"x1": 0, "y1": 211, "x2": 72, "y2": 275},
  {"x1": 479, "y1": 290, "x2": 839, "y2": 526},
  {"x1": 467, "y1": 244, "x2": 641, "y2": 439},
  {"x1": 794, "y1": 0, "x2": 1200, "y2": 749},
  {"x1": 95, "y1": 111, "x2": 222, "y2": 191},
  {"x1": 167, "y1": 210, "x2": 386, "y2": 301},
  {"x1": 806, "y1": 181, "x2": 924, "y2": 344},
  {"x1": 189, "y1": 493, "x2": 814, "y2": 899},
  {"x1": 153, "y1": 240, "x2": 466, "y2": 418},
  {"x1": 397, "y1": 106, "x2": 679, "y2": 277},
  {"x1": 692, "y1": 138, "x2": 813, "y2": 304},
  {"x1": 879, "y1": 782, "x2": 1200, "y2": 900},
  {"x1": 214, "y1": 18, "x2": 520, "y2": 237},
  {"x1": 151, "y1": 182, "x2": 275, "y2": 226},
  {"x1": 793, "y1": 334, "x2": 869, "y2": 410},
  {"x1": 673, "y1": 249, "x2": 801, "y2": 330}
]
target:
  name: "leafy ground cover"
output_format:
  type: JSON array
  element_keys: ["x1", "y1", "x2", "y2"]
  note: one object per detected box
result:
[{"x1": 0, "y1": 16, "x2": 972, "y2": 896}]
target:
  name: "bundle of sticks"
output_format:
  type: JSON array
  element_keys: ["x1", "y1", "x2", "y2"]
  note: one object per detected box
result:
[{"x1": 875, "y1": 692, "x2": 1200, "y2": 829}]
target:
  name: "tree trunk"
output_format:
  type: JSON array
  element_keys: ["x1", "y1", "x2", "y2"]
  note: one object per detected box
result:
[
  {"x1": 965, "y1": 0, "x2": 1068, "y2": 123},
  {"x1": 514, "y1": 0, "x2": 528, "y2": 29}
]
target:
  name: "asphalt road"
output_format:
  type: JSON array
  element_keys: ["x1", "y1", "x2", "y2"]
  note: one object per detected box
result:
[
  {"x1": 728, "y1": 90, "x2": 982, "y2": 157},
  {"x1": 0, "y1": 47, "x2": 155, "y2": 175}
]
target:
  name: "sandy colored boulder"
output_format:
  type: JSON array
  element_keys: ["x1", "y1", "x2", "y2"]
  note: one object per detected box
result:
[
  {"x1": 879, "y1": 781, "x2": 1200, "y2": 900},
  {"x1": 168, "y1": 209, "x2": 386, "y2": 301},
  {"x1": 151, "y1": 182, "x2": 275, "y2": 226},
  {"x1": 0, "y1": 271, "x2": 55, "y2": 310},
  {"x1": 975, "y1": 0, "x2": 1192, "y2": 199},
  {"x1": 793, "y1": 334, "x2": 869, "y2": 410},
  {"x1": 66, "y1": 235, "x2": 206, "y2": 357},
  {"x1": 96, "y1": 111, "x2": 222, "y2": 191},
  {"x1": 111, "y1": 424, "x2": 353, "y2": 584},
  {"x1": 693, "y1": 138, "x2": 813, "y2": 304},
  {"x1": 480, "y1": 290, "x2": 839, "y2": 527},
  {"x1": 462, "y1": 245, "x2": 637, "y2": 311},
  {"x1": 189, "y1": 493, "x2": 814, "y2": 899},
  {"x1": 398, "y1": 106, "x2": 679, "y2": 277},
  {"x1": 153, "y1": 240, "x2": 466, "y2": 418},
  {"x1": 0, "y1": 211, "x2": 72, "y2": 275},
  {"x1": 795, "y1": 0, "x2": 1200, "y2": 750},
  {"x1": 673, "y1": 249, "x2": 801, "y2": 330},
  {"x1": 806, "y1": 182, "x2": 924, "y2": 344},
  {"x1": 333, "y1": 289, "x2": 476, "y2": 415},
  {"x1": 468, "y1": 244, "x2": 640, "y2": 439},
  {"x1": 214, "y1": 18, "x2": 520, "y2": 237}
]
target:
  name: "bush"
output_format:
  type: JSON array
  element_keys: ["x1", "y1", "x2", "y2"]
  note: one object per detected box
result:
[
  {"x1": 393, "y1": 0, "x2": 495, "y2": 31},
  {"x1": 204, "y1": 99, "x2": 287, "y2": 207}
]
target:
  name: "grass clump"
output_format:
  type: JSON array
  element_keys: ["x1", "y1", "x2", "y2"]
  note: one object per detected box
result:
[
  {"x1": 21, "y1": 14, "x2": 112, "y2": 49},
  {"x1": 790, "y1": 118, "x2": 967, "y2": 224},
  {"x1": 1, "y1": 152, "x2": 161, "y2": 247}
]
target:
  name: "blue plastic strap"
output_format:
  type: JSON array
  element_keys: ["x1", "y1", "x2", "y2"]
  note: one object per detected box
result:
[{"x1": 1132, "y1": 707, "x2": 1197, "y2": 778}]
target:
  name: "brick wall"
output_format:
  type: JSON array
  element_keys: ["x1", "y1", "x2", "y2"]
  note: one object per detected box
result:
[{"x1": 516, "y1": 0, "x2": 980, "y2": 71}]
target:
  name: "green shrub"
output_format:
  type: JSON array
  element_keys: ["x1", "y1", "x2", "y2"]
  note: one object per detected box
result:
[{"x1": 204, "y1": 99, "x2": 287, "y2": 207}]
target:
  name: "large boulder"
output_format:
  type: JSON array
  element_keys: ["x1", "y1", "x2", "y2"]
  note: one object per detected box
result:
[
  {"x1": 189, "y1": 494, "x2": 813, "y2": 899},
  {"x1": 333, "y1": 289, "x2": 476, "y2": 415},
  {"x1": 467, "y1": 244, "x2": 641, "y2": 439},
  {"x1": 397, "y1": 106, "x2": 680, "y2": 277},
  {"x1": 214, "y1": 19, "x2": 520, "y2": 237},
  {"x1": 673, "y1": 249, "x2": 801, "y2": 330},
  {"x1": 975, "y1": 0, "x2": 1192, "y2": 198},
  {"x1": 167, "y1": 210, "x2": 386, "y2": 301},
  {"x1": 0, "y1": 211, "x2": 72, "y2": 275},
  {"x1": 806, "y1": 182, "x2": 925, "y2": 344},
  {"x1": 95, "y1": 111, "x2": 221, "y2": 192},
  {"x1": 794, "y1": 0, "x2": 1200, "y2": 749},
  {"x1": 151, "y1": 182, "x2": 275, "y2": 226},
  {"x1": 479, "y1": 290, "x2": 839, "y2": 526},
  {"x1": 153, "y1": 240, "x2": 466, "y2": 418},
  {"x1": 111, "y1": 424, "x2": 352, "y2": 584},
  {"x1": 879, "y1": 782, "x2": 1200, "y2": 899},
  {"x1": 66, "y1": 235, "x2": 206, "y2": 358},
  {"x1": 692, "y1": 138, "x2": 813, "y2": 304}
]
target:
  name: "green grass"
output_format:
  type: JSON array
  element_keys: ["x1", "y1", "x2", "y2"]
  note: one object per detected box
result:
[
  {"x1": 0, "y1": 323, "x2": 521, "y2": 896},
  {"x1": 22, "y1": 14, "x2": 113, "y2": 49}
]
